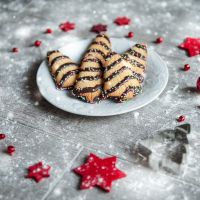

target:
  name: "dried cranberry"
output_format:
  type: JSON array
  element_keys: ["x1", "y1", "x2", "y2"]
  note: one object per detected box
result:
[
  {"x1": 156, "y1": 37, "x2": 164, "y2": 44},
  {"x1": 7, "y1": 145, "x2": 15, "y2": 156},
  {"x1": 0, "y1": 133, "x2": 6, "y2": 140},
  {"x1": 127, "y1": 32, "x2": 134, "y2": 38},
  {"x1": 177, "y1": 115, "x2": 185, "y2": 122},
  {"x1": 12, "y1": 47, "x2": 19, "y2": 53},
  {"x1": 46, "y1": 28, "x2": 53, "y2": 34},
  {"x1": 184, "y1": 64, "x2": 190, "y2": 71},
  {"x1": 34, "y1": 40, "x2": 42, "y2": 47}
]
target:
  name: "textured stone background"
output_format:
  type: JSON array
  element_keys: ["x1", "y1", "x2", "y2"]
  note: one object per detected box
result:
[{"x1": 0, "y1": 0, "x2": 200, "y2": 199}]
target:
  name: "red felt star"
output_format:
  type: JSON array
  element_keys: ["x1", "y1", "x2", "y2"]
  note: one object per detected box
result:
[
  {"x1": 179, "y1": 37, "x2": 200, "y2": 57},
  {"x1": 114, "y1": 16, "x2": 131, "y2": 26},
  {"x1": 26, "y1": 162, "x2": 51, "y2": 182},
  {"x1": 59, "y1": 21, "x2": 75, "y2": 32},
  {"x1": 73, "y1": 153, "x2": 126, "y2": 192},
  {"x1": 91, "y1": 24, "x2": 107, "y2": 33}
]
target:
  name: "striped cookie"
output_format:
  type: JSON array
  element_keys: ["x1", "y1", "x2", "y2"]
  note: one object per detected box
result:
[
  {"x1": 103, "y1": 52, "x2": 142, "y2": 102},
  {"x1": 73, "y1": 54, "x2": 103, "y2": 103},
  {"x1": 121, "y1": 44, "x2": 147, "y2": 83},
  {"x1": 47, "y1": 50, "x2": 79, "y2": 90},
  {"x1": 84, "y1": 33, "x2": 111, "y2": 65},
  {"x1": 72, "y1": 34, "x2": 111, "y2": 103}
]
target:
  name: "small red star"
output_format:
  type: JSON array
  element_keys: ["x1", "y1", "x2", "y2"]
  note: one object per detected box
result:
[
  {"x1": 73, "y1": 153, "x2": 126, "y2": 192},
  {"x1": 26, "y1": 162, "x2": 51, "y2": 183},
  {"x1": 59, "y1": 21, "x2": 75, "y2": 32},
  {"x1": 114, "y1": 16, "x2": 131, "y2": 26},
  {"x1": 91, "y1": 24, "x2": 107, "y2": 33},
  {"x1": 179, "y1": 37, "x2": 200, "y2": 57}
]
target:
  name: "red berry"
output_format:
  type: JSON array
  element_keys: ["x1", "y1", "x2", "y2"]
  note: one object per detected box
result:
[
  {"x1": 177, "y1": 115, "x2": 185, "y2": 122},
  {"x1": 12, "y1": 47, "x2": 19, "y2": 53},
  {"x1": 0, "y1": 133, "x2": 6, "y2": 140},
  {"x1": 34, "y1": 40, "x2": 42, "y2": 47},
  {"x1": 46, "y1": 28, "x2": 53, "y2": 34},
  {"x1": 7, "y1": 145, "x2": 15, "y2": 156},
  {"x1": 127, "y1": 32, "x2": 134, "y2": 38},
  {"x1": 184, "y1": 64, "x2": 190, "y2": 71},
  {"x1": 156, "y1": 37, "x2": 164, "y2": 44},
  {"x1": 197, "y1": 77, "x2": 200, "y2": 92}
]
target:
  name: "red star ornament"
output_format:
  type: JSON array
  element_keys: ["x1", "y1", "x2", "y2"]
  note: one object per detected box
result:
[
  {"x1": 90, "y1": 24, "x2": 107, "y2": 33},
  {"x1": 179, "y1": 37, "x2": 200, "y2": 57},
  {"x1": 26, "y1": 162, "x2": 51, "y2": 182},
  {"x1": 73, "y1": 153, "x2": 126, "y2": 192},
  {"x1": 114, "y1": 16, "x2": 131, "y2": 26}
]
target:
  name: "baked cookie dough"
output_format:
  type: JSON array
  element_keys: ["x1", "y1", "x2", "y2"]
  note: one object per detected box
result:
[
  {"x1": 121, "y1": 44, "x2": 147, "y2": 83},
  {"x1": 73, "y1": 33, "x2": 111, "y2": 103},
  {"x1": 84, "y1": 33, "x2": 111, "y2": 65},
  {"x1": 103, "y1": 52, "x2": 141, "y2": 102},
  {"x1": 47, "y1": 50, "x2": 79, "y2": 90}
]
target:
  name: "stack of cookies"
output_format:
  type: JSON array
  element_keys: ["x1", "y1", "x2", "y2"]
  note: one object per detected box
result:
[{"x1": 47, "y1": 33, "x2": 148, "y2": 103}]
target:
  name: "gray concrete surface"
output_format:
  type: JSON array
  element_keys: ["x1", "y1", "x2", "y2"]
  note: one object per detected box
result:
[{"x1": 0, "y1": 0, "x2": 200, "y2": 199}]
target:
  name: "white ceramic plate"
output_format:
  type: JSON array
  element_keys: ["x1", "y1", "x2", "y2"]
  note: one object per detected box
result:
[{"x1": 36, "y1": 38, "x2": 168, "y2": 116}]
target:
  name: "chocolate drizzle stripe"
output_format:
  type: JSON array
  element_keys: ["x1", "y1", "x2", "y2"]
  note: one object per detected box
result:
[
  {"x1": 127, "y1": 50, "x2": 146, "y2": 61},
  {"x1": 121, "y1": 86, "x2": 135, "y2": 98},
  {"x1": 50, "y1": 55, "x2": 69, "y2": 67},
  {"x1": 132, "y1": 72, "x2": 144, "y2": 82},
  {"x1": 82, "y1": 58, "x2": 99, "y2": 63},
  {"x1": 47, "y1": 50, "x2": 59, "y2": 61},
  {"x1": 86, "y1": 49, "x2": 106, "y2": 58},
  {"x1": 135, "y1": 44, "x2": 147, "y2": 51},
  {"x1": 91, "y1": 41, "x2": 110, "y2": 51},
  {"x1": 80, "y1": 67, "x2": 102, "y2": 72},
  {"x1": 104, "y1": 75, "x2": 137, "y2": 95},
  {"x1": 76, "y1": 75, "x2": 101, "y2": 82},
  {"x1": 118, "y1": 86, "x2": 142, "y2": 102},
  {"x1": 131, "y1": 60, "x2": 146, "y2": 69},
  {"x1": 122, "y1": 54, "x2": 146, "y2": 70},
  {"x1": 104, "y1": 66, "x2": 130, "y2": 82},
  {"x1": 58, "y1": 70, "x2": 79, "y2": 87},
  {"x1": 105, "y1": 58, "x2": 123, "y2": 71},
  {"x1": 104, "y1": 65, "x2": 144, "y2": 82},
  {"x1": 55, "y1": 62, "x2": 77, "y2": 77},
  {"x1": 96, "y1": 34, "x2": 111, "y2": 44},
  {"x1": 73, "y1": 84, "x2": 102, "y2": 94},
  {"x1": 105, "y1": 52, "x2": 117, "y2": 60}
]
